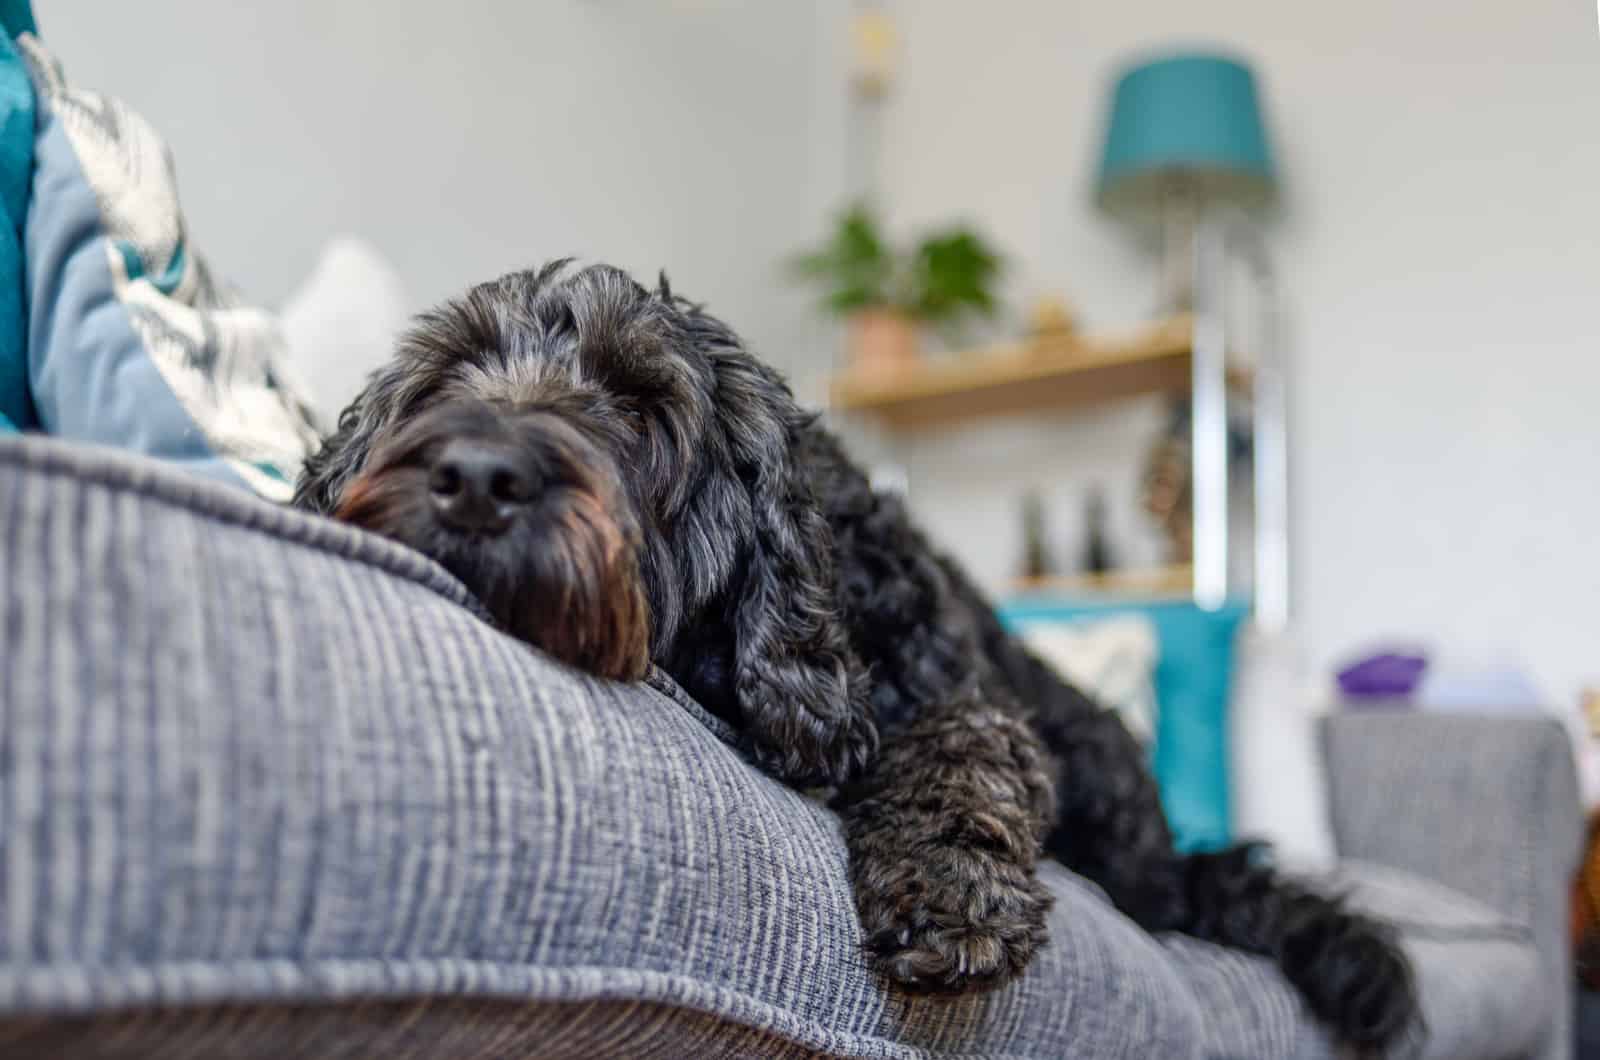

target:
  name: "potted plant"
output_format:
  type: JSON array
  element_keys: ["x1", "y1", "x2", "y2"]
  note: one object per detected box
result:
[{"x1": 789, "y1": 204, "x2": 1001, "y2": 378}]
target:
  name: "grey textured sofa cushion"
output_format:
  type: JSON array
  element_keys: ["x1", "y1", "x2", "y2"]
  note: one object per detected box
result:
[
  {"x1": 0, "y1": 435, "x2": 1558, "y2": 1059},
  {"x1": 0, "y1": 434, "x2": 1201, "y2": 1059}
]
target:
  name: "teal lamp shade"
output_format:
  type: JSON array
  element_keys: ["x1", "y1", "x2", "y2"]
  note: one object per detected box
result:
[{"x1": 1096, "y1": 53, "x2": 1276, "y2": 219}]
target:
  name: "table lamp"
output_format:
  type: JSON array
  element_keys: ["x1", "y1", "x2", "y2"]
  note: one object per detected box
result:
[{"x1": 1095, "y1": 52, "x2": 1276, "y2": 314}]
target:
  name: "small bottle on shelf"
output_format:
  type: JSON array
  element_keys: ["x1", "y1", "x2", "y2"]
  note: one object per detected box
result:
[
  {"x1": 1081, "y1": 486, "x2": 1116, "y2": 576},
  {"x1": 1019, "y1": 491, "x2": 1055, "y2": 582}
]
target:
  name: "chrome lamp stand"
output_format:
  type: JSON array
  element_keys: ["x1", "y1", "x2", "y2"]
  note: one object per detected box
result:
[{"x1": 1190, "y1": 213, "x2": 1287, "y2": 633}]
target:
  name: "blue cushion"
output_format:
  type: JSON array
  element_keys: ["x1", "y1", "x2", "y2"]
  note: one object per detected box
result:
[
  {"x1": 999, "y1": 597, "x2": 1248, "y2": 851},
  {"x1": 16, "y1": 33, "x2": 317, "y2": 499}
]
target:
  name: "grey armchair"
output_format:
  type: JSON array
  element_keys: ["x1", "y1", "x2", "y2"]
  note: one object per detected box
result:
[{"x1": 1325, "y1": 712, "x2": 1585, "y2": 1060}]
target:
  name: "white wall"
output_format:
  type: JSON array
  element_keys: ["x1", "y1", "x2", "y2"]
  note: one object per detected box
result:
[
  {"x1": 870, "y1": 0, "x2": 1600, "y2": 702},
  {"x1": 41, "y1": 0, "x2": 844, "y2": 381}
]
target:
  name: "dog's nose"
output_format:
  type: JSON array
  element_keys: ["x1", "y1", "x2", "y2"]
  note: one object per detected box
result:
[{"x1": 428, "y1": 440, "x2": 535, "y2": 533}]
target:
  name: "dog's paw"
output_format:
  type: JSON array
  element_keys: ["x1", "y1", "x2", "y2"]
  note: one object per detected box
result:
[
  {"x1": 1282, "y1": 911, "x2": 1422, "y2": 1057},
  {"x1": 854, "y1": 845, "x2": 1053, "y2": 994},
  {"x1": 843, "y1": 693, "x2": 1057, "y2": 993}
]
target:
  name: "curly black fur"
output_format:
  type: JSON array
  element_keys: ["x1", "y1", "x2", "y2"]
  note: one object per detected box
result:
[{"x1": 296, "y1": 262, "x2": 1420, "y2": 1055}]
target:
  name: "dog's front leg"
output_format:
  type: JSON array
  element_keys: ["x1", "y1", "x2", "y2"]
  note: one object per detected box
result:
[{"x1": 839, "y1": 679, "x2": 1057, "y2": 993}]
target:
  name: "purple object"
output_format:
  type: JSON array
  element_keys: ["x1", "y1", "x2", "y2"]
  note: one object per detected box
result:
[{"x1": 1336, "y1": 652, "x2": 1428, "y2": 700}]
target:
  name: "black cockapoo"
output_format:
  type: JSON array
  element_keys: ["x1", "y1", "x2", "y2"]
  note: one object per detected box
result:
[{"x1": 296, "y1": 262, "x2": 1419, "y2": 1054}]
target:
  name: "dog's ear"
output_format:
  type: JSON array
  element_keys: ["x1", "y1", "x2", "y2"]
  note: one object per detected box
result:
[
  {"x1": 293, "y1": 361, "x2": 408, "y2": 514},
  {"x1": 706, "y1": 346, "x2": 878, "y2": 787}
]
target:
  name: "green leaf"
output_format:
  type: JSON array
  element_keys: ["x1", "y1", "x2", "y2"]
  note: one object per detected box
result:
[
  {"x1": 784, "y1": 202, "x2": 895, "y2": 315},
  {"x1": 907, "y1": 227, "x2": 1002, "y2": 325}
]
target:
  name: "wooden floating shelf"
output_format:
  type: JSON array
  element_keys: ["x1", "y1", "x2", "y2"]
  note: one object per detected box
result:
[
  {"x1": 830, "y1": 317, "x2": 1224, "y2": 431},
  {"x1": 1011, "y1": 564, "x2": 1194, "y2": 598}
]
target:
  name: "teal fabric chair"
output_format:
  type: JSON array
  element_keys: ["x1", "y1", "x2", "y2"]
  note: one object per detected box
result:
[
  {"x1": 1000, "y1": 597, "x2": 1248, "y2": 851},
  {"x1": 0, "y1": 0, "x2": 35, "y2": 433}
]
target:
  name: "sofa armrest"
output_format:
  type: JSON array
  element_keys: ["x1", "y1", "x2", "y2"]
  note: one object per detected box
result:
[
  {"x1": 1324, "y1": 712, "x2": 1585, "y2": 1060},
  {"x1": 1323, "y1": 712, "x2": 1583, "y2": 924}
]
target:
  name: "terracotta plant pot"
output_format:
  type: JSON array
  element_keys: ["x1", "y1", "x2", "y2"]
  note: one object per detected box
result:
[{"x1": 849, "y1": 308, "x2": 920, "y2": 378}]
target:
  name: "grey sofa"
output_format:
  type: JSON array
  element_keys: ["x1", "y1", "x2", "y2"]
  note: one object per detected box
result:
[{"x1": 0, "y1": 433, "x2": 1583, "y2": 1059}]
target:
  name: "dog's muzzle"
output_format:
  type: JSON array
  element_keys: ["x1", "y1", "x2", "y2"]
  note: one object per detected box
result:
[{"x1": 330, "y1": 397, "x2": 652, "y2": 682}]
